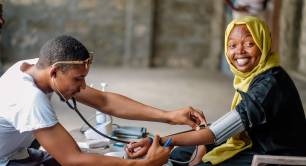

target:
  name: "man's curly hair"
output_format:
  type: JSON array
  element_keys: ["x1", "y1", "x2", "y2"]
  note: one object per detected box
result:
[{"x1": 36, "y1": 35, "x2": 89, "y2": 70}]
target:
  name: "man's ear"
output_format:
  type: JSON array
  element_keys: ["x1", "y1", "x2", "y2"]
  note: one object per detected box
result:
[{"x1": 50, "y1": 66, "x2": 57, "y2": 78}]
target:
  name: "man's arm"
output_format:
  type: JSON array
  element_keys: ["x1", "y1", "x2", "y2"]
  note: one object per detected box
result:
[
  {"x1": 74, "y1": 86, "x2": 205, "y2": 127},
  {"x1": 34, "y1": 123, "x2": 169, "y2": 166},
  {"x1": 74, "y1": 86, "x2": 169, "y2": 122}
]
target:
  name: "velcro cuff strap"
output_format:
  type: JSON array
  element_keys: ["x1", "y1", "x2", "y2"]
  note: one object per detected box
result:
[{"x1": 209, "y1": 109, "x2": 245, "y2": 145}]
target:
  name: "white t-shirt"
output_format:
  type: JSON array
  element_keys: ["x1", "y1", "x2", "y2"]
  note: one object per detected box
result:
[
  {"x1": 232, "y1": 0, "x2": 270, "y2": 23},
  {"x1": 0, "y1": 59, "x2": 58, "y2": 166},
  {"x1": 235, "y1": 0, "x2": 267, "y2": 14}
]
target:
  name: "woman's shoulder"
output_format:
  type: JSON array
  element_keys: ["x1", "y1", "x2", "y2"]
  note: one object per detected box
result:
[
  {"x1": 251, "y1": 67, "x2": 291, "y2": 85},
  {"x1": 247, "y1": 67, "x2": 298, "y2": 95}
]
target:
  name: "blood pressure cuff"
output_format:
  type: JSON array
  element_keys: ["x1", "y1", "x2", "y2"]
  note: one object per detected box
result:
[{"x1": 209, "y1": 110, "x2": 245, "y2": 145}]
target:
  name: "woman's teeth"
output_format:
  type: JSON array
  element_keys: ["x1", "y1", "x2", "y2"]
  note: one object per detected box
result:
[{"x1": 236, "y1": 58, "x2": 249, "y2": 66}]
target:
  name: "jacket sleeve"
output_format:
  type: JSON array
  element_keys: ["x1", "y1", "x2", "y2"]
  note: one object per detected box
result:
[{"x1": 235, "y1": 76, "x2": 281, "y2": 129}]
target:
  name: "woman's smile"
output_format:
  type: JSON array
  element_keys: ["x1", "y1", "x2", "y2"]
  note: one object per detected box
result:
[
  {"x1": 227, "y1": 25, "x2": 262, "y2": 73},
  {"x1": 236, "y1": 57, "x2": 250, "y2": 66}
]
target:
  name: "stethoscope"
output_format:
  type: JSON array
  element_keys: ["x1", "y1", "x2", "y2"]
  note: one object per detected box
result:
[
  {"x1": 65, "y1": 97, "x2": 131, "y2": 144},
  {"x1": 52, "y1": 76, "x2": 130, "y2": 144},
  {"x1": 53, "y1": 77, "x2": 204, "y2": 164},
  {"x1": 64, "y1": 97, "x2": 203, "y2": 164}
]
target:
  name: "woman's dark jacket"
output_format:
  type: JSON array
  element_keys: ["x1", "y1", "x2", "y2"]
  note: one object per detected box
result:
[{"x1": 236, "y1": 67, "x2": 306, "y2": 156}]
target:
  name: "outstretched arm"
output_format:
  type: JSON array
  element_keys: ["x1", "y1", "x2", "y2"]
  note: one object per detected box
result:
[
  {"x1": 127, "y1": 110, "x2": 246, "y2": 158},
  {"x1": 160, "y1": 128, "x2": 215, "y2": 146},
  {"x1": 75, "y1": 86, "x2": 206, "y2": 127},
  {"x1": 126, "y1": 128, "x2": 215, "y2": 159}
]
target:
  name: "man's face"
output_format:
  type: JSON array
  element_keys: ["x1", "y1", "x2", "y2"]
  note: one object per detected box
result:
[
  {"x1": 227, "y1": 25, "x2": 261, "y2": 73},
  {"x1": 53, "y1": 65, "x2": 89, "y2": 100}
]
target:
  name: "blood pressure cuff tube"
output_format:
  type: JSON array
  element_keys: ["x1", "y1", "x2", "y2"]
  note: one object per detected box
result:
[{"x1": 209, "y1": 109, "x2": 245, "y2": 145}]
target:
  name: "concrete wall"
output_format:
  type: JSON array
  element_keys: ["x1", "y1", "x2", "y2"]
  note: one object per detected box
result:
[
  {"x1": 298, "y1": 1, "x2": 306, "y2": 75},
  {"x1": 279, "y1": 0, "x2": 304, "y2": 71},
  {"x1": 3, "y1": 0, "x2": 127, "y2": 66},
  {"x1": 151, "y1": 0, "x2": 215, "y2": 68},
  {"x1": 2, "y1": 0, "x2": 218, "y2": 68}
]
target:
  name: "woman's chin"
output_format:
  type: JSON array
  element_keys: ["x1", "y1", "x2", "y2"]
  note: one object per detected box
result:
[{"x1": 235, "y1": 65, "x2": 252, "y2": 73}]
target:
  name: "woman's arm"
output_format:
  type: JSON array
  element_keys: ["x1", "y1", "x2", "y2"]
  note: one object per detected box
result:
[
  {"x1": 126, "y1": 110, "x2": 246, "y2": 158},
  {"x1": 126, "y1": 128, "x2": 215, "y2": 159},
  {"x1": 160, "y1": 109, "x2": 245, "y2": 146},
  {"x1": 160, "y1": 128, "x2": 215, "y2": 146}
]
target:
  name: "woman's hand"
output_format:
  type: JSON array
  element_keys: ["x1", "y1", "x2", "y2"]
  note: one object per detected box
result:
[{"x1": 125, "y1": 137, "x2": 152, "y2": 159}]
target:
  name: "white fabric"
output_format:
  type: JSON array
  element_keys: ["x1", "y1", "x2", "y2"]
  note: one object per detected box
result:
[
  {"x1": 231, "y1": 0, "x2": 270, "y2": 25},
  {"x1": 235, "y1": 0, "x2": 267, "y2": 14},
  {"x1": 0, "y1": 59, "x2": 58, "y2": 166}
]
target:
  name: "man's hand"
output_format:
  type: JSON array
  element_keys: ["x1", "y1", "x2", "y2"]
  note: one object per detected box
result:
[
  {"x1": 144, "y1": 135, "x2": 173, "y2": 166},
  {"x1": 166, "y1": 107, "x2": 207, "y2": 129},
  {"x1": 125, "y1": 137, "x2": 152, "y2": 159}
]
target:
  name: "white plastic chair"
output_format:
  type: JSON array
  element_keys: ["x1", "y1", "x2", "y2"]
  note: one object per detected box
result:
[{"x1": 251, "y1": 155, "x2": 306, "y2": 166}]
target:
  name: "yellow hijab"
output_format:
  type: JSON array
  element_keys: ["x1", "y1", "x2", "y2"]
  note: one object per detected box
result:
[{"x1": 203, "y1": 16, "x2": 280, "y2": 165}]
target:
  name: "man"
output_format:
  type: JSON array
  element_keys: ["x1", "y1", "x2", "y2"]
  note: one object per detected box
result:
[{"x1": 0, "y1": 35, "x2": 205, "y2": 166}]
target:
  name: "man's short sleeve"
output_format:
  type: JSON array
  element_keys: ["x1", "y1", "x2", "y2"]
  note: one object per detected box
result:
[{"x1": 11, "y1": 90, "x2": 58, "y2": 133}]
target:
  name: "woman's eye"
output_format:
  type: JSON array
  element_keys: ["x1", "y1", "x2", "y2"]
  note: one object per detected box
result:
[
  {"x1": 244, "y1": 42, "x2": 254, "y2": 47},
  {"x1": 228, "y1": 44, "x2": 236, "y2": 49}
]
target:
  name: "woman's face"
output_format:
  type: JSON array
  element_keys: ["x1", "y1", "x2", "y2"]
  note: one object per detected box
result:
[{"x1": 227, "y1": 25, "x2": 261, "y2": 73}]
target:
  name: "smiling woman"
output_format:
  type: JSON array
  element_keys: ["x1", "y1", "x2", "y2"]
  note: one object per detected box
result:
[
  {"x1": 137, "y1": 16, "x2": 306, "y2": 166},
  {"x1": 226, "y1": 25, "x2": 262, "y2": 73}
]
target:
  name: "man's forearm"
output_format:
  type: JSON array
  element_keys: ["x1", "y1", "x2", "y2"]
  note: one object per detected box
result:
[
  {"x1": 72, "y1": 153, "x2": 148, "y2": 166},
  {"x1": 101, "y1": 92, "x2": 169, "y2": 122},
  {"x1": 160, "y1": 128, "x2": 215, "y2": 146},
  {"x1": 75, "y1": 87, "x2": 170, "y2": 122}
]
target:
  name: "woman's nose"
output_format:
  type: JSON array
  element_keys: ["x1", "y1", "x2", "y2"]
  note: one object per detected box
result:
[{"x1": 236, "y1": 44, "x2": 245, "y2": 54}]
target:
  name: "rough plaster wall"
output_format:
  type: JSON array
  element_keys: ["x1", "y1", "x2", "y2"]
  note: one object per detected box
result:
[
  {"x1": 205, "y1": 0, "x2": 224, "y2": 71},
  {"x1": 279, "y1": 0, "x2": 303, "y2": 70},
  {"x1": 2, "y1": 0, "x2": 216, "y2": 68},
  {"x1": 152, "y1": 0, "x2": 213, "y2": 68},
  {"x1": 123, "y1": 0, "x2": 154, "y2": 67},
  {"x1": 299, "y1": 2, "x2": 306, "y2": 75},
  {"x1": 3, "y1": 0, "x2": 126, "y2": 65}
]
